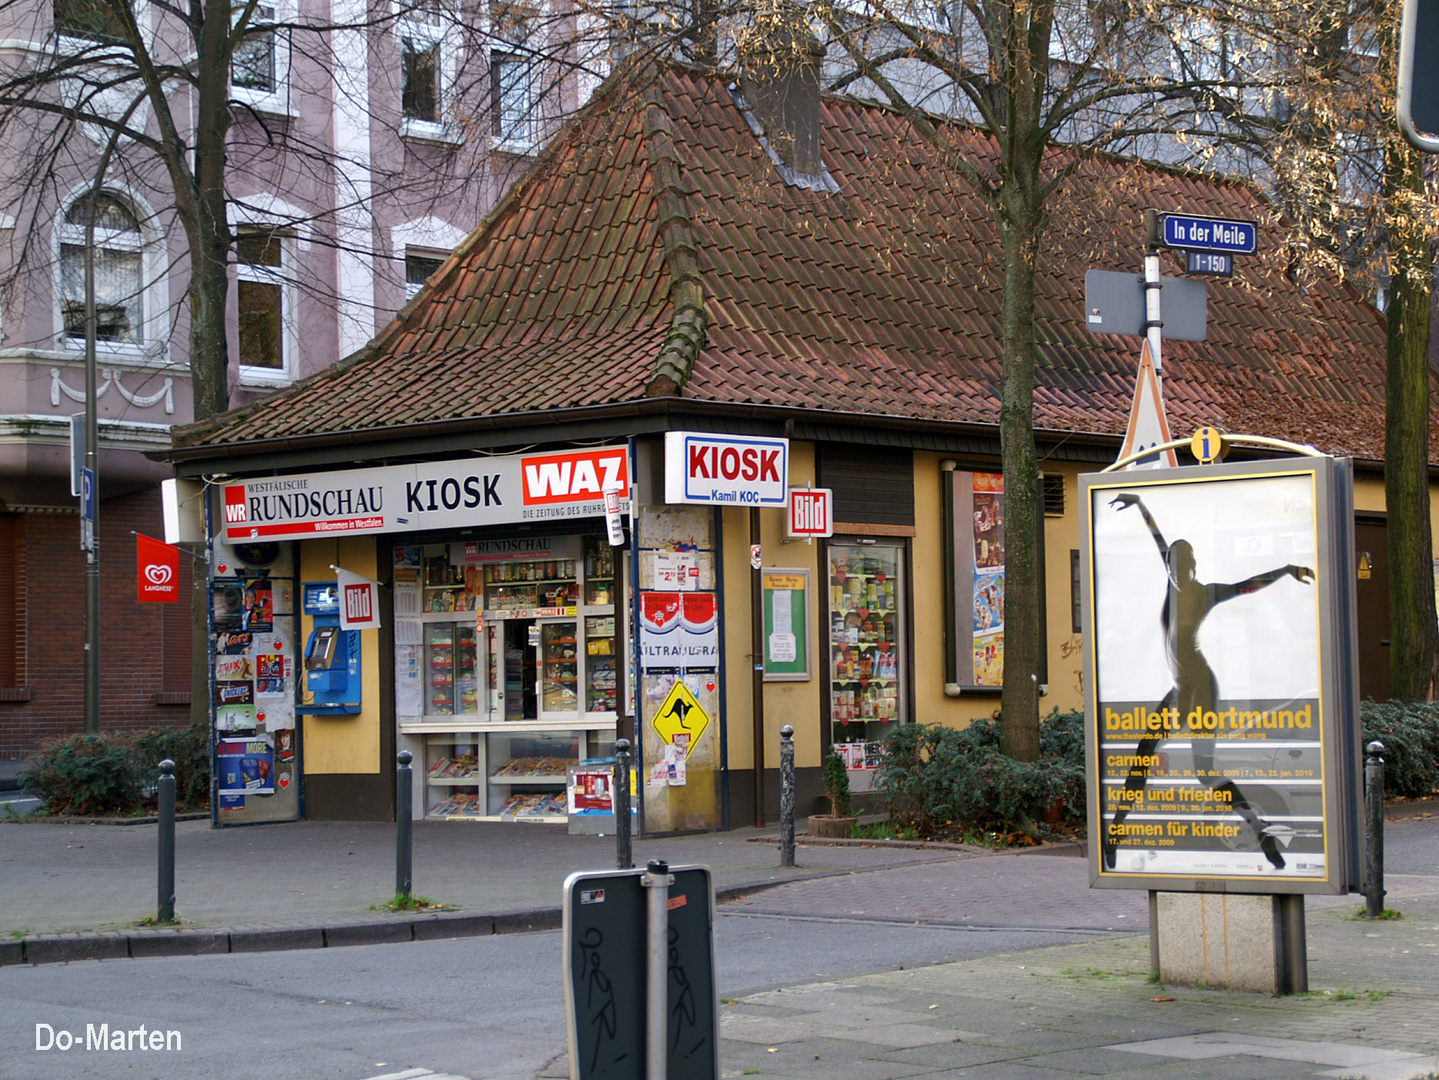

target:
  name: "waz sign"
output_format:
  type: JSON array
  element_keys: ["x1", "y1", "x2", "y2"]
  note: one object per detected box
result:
[{"x1": 222, "y1": 446, "x2": 631, "y2": 542}]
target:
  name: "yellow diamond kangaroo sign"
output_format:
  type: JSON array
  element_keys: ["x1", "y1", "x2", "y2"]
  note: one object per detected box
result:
[{"x1": 652, "y1": 680, "x2": 711, "y2": 759}]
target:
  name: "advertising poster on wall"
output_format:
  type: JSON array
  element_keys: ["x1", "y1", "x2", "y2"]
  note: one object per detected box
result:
[
  {"x1": 639, "y1": 592, "x2": 719, "y2": 668},
  {"x1": 217, "y1": 734, "x2": 275, "y2": 795},
  {"x1": 209, "y1": 532, "x2": 300, "y2": 824},
  {"x1": 1082, "y1": 459, "x2": 1358, "y2": 894},
  {"x1": 946, "y1": 470, "x2": 1006, "y2": 689}
]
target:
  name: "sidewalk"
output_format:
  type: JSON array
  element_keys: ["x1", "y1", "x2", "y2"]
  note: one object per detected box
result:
[
  {"x1": 2, "y1": 812, "x2": 1437, "y2": 1080},
  {"x1": 0, "y1": 815, "x2": 977, "y2": 962}
]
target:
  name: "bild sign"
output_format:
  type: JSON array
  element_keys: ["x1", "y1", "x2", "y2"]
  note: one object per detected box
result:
[
  {"x1": 663, "y1": 432, "x2": 788, "y2": 506},
  {"x1": 222, "y1": 446, "x2": 631, "y2": 542}
]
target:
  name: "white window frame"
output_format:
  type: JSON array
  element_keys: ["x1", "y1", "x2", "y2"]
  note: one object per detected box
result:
[
  {"x1": 489, "y1": 43, "x2": 540, "y2": 153},
  {"x1": 234, "y1": 227, "x2": 297, "y2": 386},
  {"x1": 54, "y1": 186, "x2": 167, "y2": 363},
  {"x1": 230, "y1": 0, "x2": 293, "y2": 117},
  {"x1": 398, "y1": 0, "x2": 459, "y2": 144},
  {"x1": 403, "y1": 247, "x2": 447, "y2": 300}
]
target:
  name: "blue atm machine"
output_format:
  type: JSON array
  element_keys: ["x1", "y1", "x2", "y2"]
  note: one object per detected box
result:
[{"x1": 299, "y1": 582, "x2": 361, "y2": 714}]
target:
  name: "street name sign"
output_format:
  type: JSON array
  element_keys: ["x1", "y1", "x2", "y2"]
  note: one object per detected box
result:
[
  {"x1": 1160, "y1": 214, "x2": 1257, "y2": 255},
  {"x1": 1185, "y1": 251, "x2": 1233, "y2": 277}
]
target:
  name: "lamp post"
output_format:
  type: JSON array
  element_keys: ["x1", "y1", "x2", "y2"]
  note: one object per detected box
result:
[{"x1": 78, "y1": 93, "x2": 147, "y2": 735}]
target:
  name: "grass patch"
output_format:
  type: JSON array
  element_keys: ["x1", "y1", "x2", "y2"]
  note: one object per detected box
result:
[
  {"x1": 134, "y1": 914, "x2": 181, "y2": 927},
  {"x1": 373, "y1": 893, "x2": 450, "y2": 912},
  {"x1": 1352, "y1": 906, "x2": 1404, "y2": 920},
  {"x1": 1303, "y1": 987, "x2": 1392, "y2": 1002},
  {"x1": 848, "y1": 821, "x2": 919, "y2": 841}
]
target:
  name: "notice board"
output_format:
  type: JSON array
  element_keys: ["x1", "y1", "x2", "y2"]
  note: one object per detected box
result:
[
  {"x1": 562, "y1": 865, "x2": 718, "y2": 1080},
  {"x1": 762, "y1": 568, "x2": 810, "y2": 681}
]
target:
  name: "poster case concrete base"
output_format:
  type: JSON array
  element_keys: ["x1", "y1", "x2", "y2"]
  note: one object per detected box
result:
[{"x1": 1151, "y1": 890, "x2": 1307, "y2": 994}]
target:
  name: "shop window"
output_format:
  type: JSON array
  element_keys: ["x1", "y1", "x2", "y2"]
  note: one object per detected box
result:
[
  {"x1": 236, "y1": 229, "x2": 293, "y2": 383},
  {"x1": 405, "y1": 249, "x2": 444, "y2": 299},
  {"x1": 827, "y1": 539, "x2": 907, "y2": 793},
  {"x1": 58, "y1": 192, "x2": 146, "y2": 348}
]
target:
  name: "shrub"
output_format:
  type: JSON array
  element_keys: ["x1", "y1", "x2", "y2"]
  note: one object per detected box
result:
[
  {"x1": 21, "y1": 723, "x2": 211, "y2": 816},
  {"x1": 20, "y1": 733, "x2": 142, "y2": 816},
  {"x1": 1361, "y1": 700, "x2": 1439, "y2": 799},
  {"x1": 878, "y1": 710, "x2": 1085, "y2": 840},
  {"x1": 821, "y1": 747, "x2": 852, "y2": 818},
  {"x1": 131, "y1": 722, "x2": 211, "y2": 809}
]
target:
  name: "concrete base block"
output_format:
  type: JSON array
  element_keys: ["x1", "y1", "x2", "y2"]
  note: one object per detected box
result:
[{"x1": 1155, "y1": 892, "x2": 1303, "y2": 994}]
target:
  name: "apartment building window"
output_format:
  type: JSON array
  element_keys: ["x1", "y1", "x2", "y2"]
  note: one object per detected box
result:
[
  {"x1": 400, "y1": 0, "x2": 455, "y2": 138},
  {"x1": 59, "y1": 192, "x2": 145, "y2": 346},
  {"x1": 491, "y1": 47, "x2": 538, "y2": 150},
  {"x1": 54, "y1": 0, "x2": 126, "y2": 41},
  {"x1": 233, "y1": 4, "x2": 277, "y2": 92},
  {"x1": 405, "y1": 250, "x2": 444, "y2": 298},
  {"x1": 231, "y1": 1, "x2": 291, "y2": 113},
  {"x1": 237, "y1": 230, "x2": 292, "y2": 382}
]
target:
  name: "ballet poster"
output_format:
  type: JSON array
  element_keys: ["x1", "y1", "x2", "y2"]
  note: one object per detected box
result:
[{"x1": 1081, "y1": 456, "x2": 1359, "y2": 895}]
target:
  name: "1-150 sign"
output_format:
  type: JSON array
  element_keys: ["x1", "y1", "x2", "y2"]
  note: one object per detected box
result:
[{"x1": 222, "y1": 446, "x2": 631, "y2": 542}]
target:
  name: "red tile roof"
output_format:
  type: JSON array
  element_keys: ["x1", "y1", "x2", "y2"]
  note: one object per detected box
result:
[{"x1": 175, "y1": 64, "x2": 1408, "y2": 461}]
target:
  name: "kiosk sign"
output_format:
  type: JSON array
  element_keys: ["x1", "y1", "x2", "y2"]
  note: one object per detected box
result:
[
  {"x1": 663, "y1": 432, "x2": 788, "y2": 506},
  {"x1": 1079, "y1": 456, "x2": 1361, "y2": 895}
]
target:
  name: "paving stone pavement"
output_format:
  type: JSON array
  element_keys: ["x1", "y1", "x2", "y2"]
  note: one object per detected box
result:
[{"x1": 3, "y1": 810, "x2": 1437, "y2": 1080}]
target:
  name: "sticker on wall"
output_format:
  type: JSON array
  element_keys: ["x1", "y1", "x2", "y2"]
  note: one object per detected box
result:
[
  {"x1": 640, "y1": 593, "x2": 719, "y2": 669},
  {"x1": 216, "y1": 655, "x2": 254, "y2": 681},
  {"x1": 215, "y1": 631, "x2": 253, "y2": 655},
  {"x1": 650, "y1": 679, "x2": 711, "y2": 757}
]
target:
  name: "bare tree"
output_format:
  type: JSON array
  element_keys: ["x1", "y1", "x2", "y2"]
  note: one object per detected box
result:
[
  {"x1": 579, "y1": 0, "x2": 1309, "y2": 757},
  {"x1": 1251, "y1": 0, "x2": 1439, "y2": 700},
  {"x1": 0, "y1": 0, "x2": 589, "y2": 726}
]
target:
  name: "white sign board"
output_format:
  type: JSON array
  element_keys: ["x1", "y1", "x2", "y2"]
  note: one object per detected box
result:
[
  {"x1": 222, "y1": 446, "x2": 630, "y2": 542},
  {"x1": 663, "y1": 432, "x2": 788, "y2": 506}
]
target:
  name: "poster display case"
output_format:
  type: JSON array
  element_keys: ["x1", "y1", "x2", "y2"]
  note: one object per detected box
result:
[
  {"x1": 396, "y1": 534, "x2": 623, "y2": 820},
  {"x1": 827, "y1": 541, "x2": 907, "y2": 791}
]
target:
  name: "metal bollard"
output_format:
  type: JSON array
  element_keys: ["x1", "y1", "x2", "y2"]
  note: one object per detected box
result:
[
  {"x1": 1365, "y1": 740, "x2": 1385, "y2": 919},
  {"x1": 614, "y1": 739, "x2": 633, "y2": 869},
  {"x1": 396, "y1": 750, "x2": 413, "y2": 901},
  {"x1": 157, "y1": 758, "x2": 175, "y2": 923},
  {"x1": 779, "y1": 725, "x2": 795, "y2": 868}
]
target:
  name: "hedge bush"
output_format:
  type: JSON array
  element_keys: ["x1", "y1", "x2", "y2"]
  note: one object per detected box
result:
[
  {"x1": 877, "y1": 702, "x2": 1439, "y2": 844},
  {"x1": 878, "y1": 711, "x2": 1085, "y2": 841},
  {"x1": 1361, "y1": 700, "x2": 1439, "y2": 799},
  {"x1": 20, "y1": 722, "x2": 210, "y2": 816}
]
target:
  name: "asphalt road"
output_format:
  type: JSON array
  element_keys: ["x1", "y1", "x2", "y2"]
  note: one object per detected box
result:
[{"x1": 0, "y1": 862, "x2": 1137, "y2": 1080}]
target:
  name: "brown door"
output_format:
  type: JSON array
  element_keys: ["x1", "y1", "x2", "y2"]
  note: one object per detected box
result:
[{"x1": 1354, "y1": 518, "x2": 1391, "y2": 702}]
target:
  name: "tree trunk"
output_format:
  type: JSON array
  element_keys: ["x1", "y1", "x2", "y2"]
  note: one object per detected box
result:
[
  {"x1": 1383, "y1": 133, "x2": 1438, "y2": 701},
  {"x1": 998, "y1": 195, "x2": 1043, "y2": 762}
]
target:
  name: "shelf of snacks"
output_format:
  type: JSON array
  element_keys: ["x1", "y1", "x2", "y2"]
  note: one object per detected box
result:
[
  {"x1": 827, "y1": 542, "x2": 908, "y2": 789},
  {"x1": 583, "y1": 538, "x2": 617, "y2": 607},
  {"x1": 584, "y1": 613, "x2": 617, "y2": 715}
]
